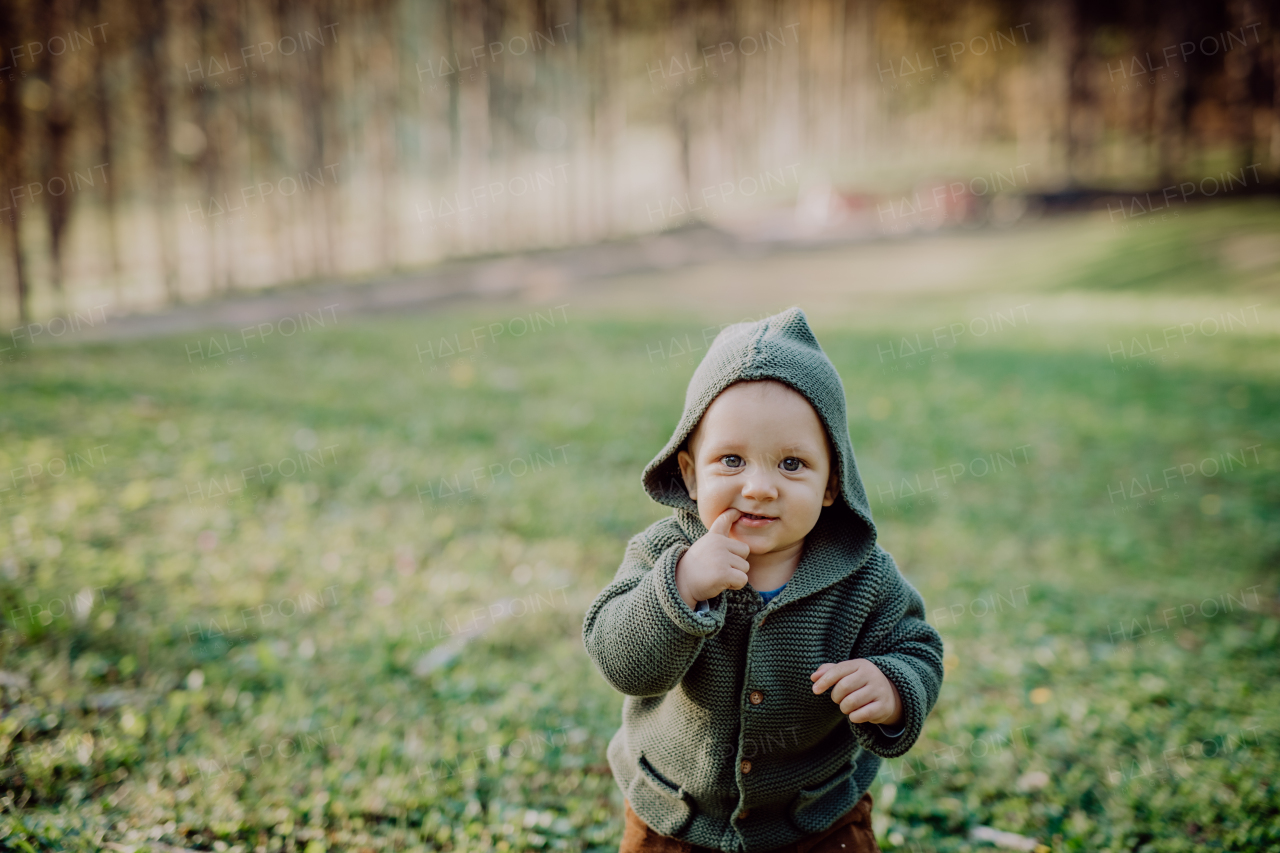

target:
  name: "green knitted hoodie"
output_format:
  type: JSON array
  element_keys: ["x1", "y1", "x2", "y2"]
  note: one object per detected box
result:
[{"x1": 582, "y1": 307, "x2": 944, "y2": 852}]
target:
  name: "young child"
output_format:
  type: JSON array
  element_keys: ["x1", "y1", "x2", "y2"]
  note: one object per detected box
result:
[{"x1": 583, "y1": 308, "x2": 944, "y2": 853}]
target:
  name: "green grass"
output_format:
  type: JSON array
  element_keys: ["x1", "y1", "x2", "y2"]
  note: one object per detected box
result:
[
  {"x1": 1, "y1": 203, "x2": 1279, "y2": 852},
  {"x1": 1058, "y1": 197, "x2": 1280, "y2": 293}
]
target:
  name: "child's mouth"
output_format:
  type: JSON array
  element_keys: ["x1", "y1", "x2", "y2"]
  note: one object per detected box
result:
[{"x1": 737, "y1": 512, "x2": 777, "y2": 527}]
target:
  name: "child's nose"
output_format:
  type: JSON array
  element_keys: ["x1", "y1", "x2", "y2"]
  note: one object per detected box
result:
[{"x1": 740, "y1": 468, "x2": 779, "y2": 500}]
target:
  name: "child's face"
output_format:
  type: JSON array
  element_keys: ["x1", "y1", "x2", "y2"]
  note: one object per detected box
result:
[{"x1": 677, "y1": 380, "x2": 837, "y2": 557}]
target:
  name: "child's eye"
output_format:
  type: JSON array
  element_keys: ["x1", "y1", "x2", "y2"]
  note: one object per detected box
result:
[
  {"x1": 780, "y1": 457, "x2": 803, "y2": 472},
  {"x1": 722, "y1": 455, "x2": 744, "y2": 468}
]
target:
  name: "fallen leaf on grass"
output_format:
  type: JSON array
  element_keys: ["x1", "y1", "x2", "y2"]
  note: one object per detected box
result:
[{"x1": 970, "y1": 825, "x2": 1049, "y2": 852}]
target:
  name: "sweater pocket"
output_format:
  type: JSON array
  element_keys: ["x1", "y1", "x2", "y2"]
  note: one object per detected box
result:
[
  {"x1": 787, "y1": 760, "x2": 857, "y2": 835},
  {"x1": 629, "y1": 753, "x2": 694, "y2": 837}
]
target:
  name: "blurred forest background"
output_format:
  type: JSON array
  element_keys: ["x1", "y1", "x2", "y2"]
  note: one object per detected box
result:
[{"x1": 0, "y1": 0, "x2": 1278, "y2": 321}]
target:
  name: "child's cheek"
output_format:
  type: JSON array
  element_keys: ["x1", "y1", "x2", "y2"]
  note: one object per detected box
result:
[
  {"x1": 697, "y1": 479, "x2": 730, "y2": 520},
  {"x1": 693, "y1": 493, "x2": 720, "y2": 530}
]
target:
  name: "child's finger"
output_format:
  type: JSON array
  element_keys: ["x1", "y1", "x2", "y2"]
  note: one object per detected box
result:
[
  {"x1": 838, "y1": 684, "x2": 877, "y2": 715},
  {"x1": 810, "y1": 661, "x2": 855, "y2": 693},
  {"x1": 723, "y1": 537, "x2": 751, "y2": 558},
  {"x1": 830, "y1": 671, "x2": 870, "y2": 704},
  {"x1": 810, "y1": 663, "x2": 835, "y2": 681},
  {"x1": 708, "y1": 507, "x2": 742, "y2": 537},
  {"x1": 723, "y1": 568, "x2": 749, "y2": 589},
  {"x1": 812, "y1": 667, "x2": 845, "y2": 693},
  {"x1": 847, "y1": 701, "x2": 884, "y2": 724}
]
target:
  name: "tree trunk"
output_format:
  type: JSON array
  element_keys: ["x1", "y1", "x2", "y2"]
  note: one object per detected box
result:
[
  {"x1": 38, "y1": 0, "x2": 76, "y2": 315},
  {"x1": 1224, "y1": 0, "x2": 1258, "y2": 175},
  {"x1": 1151, "y1": 6, "x2": 1189, "y2": 185},
  {"x1": 93, "y1": 0, "x2": 125, "y2": 308},
  {"x1": 138, "y1": 0, "x2": 181, "y2": 303},
  {"x1": 0, "y1": 0, "x2": 30, "y2": 322},
  {"x1": 196, "y1": 0, "x2": 225, "y2": 296}
]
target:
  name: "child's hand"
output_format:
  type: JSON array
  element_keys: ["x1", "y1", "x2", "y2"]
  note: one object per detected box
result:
[
  {"x1": 674, "y1": 507, "x2": 750, "y2": 609},
  {"x1": 810, "y1": 659, "x2": 903, "y2": 726}
]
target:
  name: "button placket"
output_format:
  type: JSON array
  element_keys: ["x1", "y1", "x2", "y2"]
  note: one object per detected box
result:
[{"x1": 737, "y1": 596, "x2": 769, "y2": 840}]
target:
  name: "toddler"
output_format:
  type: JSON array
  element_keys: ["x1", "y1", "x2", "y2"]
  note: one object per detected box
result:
[{"x1": 583, "y1": 308, "x2": 944, "y2": 853}]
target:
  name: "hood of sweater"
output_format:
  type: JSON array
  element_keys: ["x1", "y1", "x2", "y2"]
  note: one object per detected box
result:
[{"x1": 641, "y1": 307, "x2": 878, "y2": 594}]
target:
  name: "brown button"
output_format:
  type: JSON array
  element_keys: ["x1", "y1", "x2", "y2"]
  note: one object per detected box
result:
[
  {"x1": 749, "y1": 690, "x2": 764, "y2": 705},
  {"x1": 738, "y1": 809, "x2": 750, "y2": 820},
  {"x1": 740, "y1": 760, "x2": 753, "y2": 774}
]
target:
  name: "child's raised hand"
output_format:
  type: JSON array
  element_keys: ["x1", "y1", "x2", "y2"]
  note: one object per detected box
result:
[
  {"x1": 810, "y1": 659, "x2": 903, "y2": 726},
  {"x1": 674, "y1": 507, "x2": 750, "y2": 609}
]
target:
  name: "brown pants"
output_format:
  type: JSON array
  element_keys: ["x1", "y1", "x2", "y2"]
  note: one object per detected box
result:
[{"x1": 620, "y1": 793, "x2": 881, "y2": 853}]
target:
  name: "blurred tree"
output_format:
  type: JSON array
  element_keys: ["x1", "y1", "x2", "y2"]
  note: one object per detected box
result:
[
  {"x1": 37, "y1": 0, "x2": 75, "y2": 313},
  {"x1": 0, "y1": 0, "x2": 30, "y2": 321},
  {"x1": 136, "y1": 0, "x2": 180, "y2": 302},
  {"x1": 0, "y1": 0, "x2": 1275, "y2": 324},
  {"x1": 91, "y1": 0, "x2": 125, "y2": 305}
]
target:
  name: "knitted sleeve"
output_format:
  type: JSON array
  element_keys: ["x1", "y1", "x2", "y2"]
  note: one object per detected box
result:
[
  {"x1": 582, "y1": 522, "x2": 726, "y2": 697},
  {"x1": 847, "y1": 549, "x2": 944, "y2": 758}
]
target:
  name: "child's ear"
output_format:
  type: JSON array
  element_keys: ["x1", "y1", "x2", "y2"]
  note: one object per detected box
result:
[
  {"x1": 822, "y1": 467, "x2": 838, "y2": 506},
  {"x1": 677, "y1": 449, "x2": 698, "y2": 500}
]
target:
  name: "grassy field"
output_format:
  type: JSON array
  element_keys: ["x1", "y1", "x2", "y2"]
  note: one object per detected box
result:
[{"x1": 1, "y1": 200, "x2": 1279, "y2": 852}]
